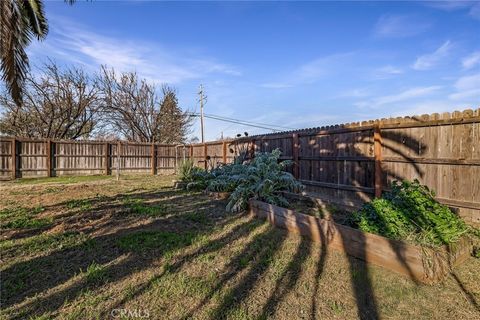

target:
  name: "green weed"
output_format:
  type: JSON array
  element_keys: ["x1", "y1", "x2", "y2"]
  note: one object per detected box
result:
[
  {"x1": 82, "y1": 262, "x2": 109, "y2": 285},
  {"x1": 122, "y1": 197, "x2": 168, "y2": 217},
  {"x1": 65, "y1": 199, "x2": 92, "y2": 211},
  {"x1": 0, "y1": 206, "x2": 51, "y2": 230}
]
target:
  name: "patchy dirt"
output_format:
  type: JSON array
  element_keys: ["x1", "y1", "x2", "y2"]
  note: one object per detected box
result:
[{"x1": 1, "y1": 175, "x2": 479, "y2": 320}]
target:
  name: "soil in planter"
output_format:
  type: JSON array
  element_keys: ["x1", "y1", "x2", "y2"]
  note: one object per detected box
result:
[{"x1": 287, "y1": 196, "x2": 352, "y2": 226}]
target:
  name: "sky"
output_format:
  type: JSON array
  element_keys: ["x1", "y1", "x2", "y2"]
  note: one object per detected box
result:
[{"x1": 26, "y1": 1, "x2": 480, "y2": 141}]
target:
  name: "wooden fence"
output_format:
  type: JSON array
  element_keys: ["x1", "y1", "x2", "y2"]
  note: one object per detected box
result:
[
  {"x1": 1, "y1": 108, "x2": 479, "y2": 224},
  {"x1": 0, "y1": 139, "x2": 183, "y2": 179},
  {"x1": 228, "y1": 109, "x2": 480, "y2": 225}
]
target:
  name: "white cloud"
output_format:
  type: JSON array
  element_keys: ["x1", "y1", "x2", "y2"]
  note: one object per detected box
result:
[
  {"x1": 355, "y1": 86, "x2": 442, "y2": 109},
  {"x1": 28, "y1": 18, "x2": 240, "y2": 84},
  {"x1": 449, "y1": 73, "x2": 480, "y2": 100},
  {"x1": 260, "y1": 82, "x2": 293, "y2": 89},
  {"x1": 412, "y1": 41, "x2": 453, "y2": 70},
  {"x1": 374, "y1": 14, "x2": 431, "y2": 38},
  {"x1": 373, "y1": 65, "x2": 404, "y2": 79},
  {"x1": 425, "y1": 1, "x2": 480, "y2": 20},
  {"x1": 462, "y1": 51, "x2": 480, "y2": 70},
  {"x1": 261, "y1": 52, "x2": 354, "y2": 88}
]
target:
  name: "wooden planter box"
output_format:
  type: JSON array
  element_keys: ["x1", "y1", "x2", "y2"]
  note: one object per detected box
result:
[
  {"x1": 207, "y1": 191, "x2": 230, "y2": 200},
  {"x1": 248, "y1": 199, "x2": 472, "y2": 284},
  {"x1": 173, "y1": 180, "x2": 187, "y2": 189}
]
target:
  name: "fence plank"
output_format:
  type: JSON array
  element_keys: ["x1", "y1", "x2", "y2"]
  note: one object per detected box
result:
[
  {"x1": 11, "y1": 138, "x2": 16, "y2": 179},
  {"x1": 374, "y1": 125, "x2": 382, "y2": 198}
]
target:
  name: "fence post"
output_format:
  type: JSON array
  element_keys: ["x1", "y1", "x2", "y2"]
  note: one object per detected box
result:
[
  {"x1": 104, "y1": 142, "x2": 110, "y2": 175},
  {"x1": 11, "y1": 138, "x2": 16, "y2": 179},
  {"x1": 250, "y1": 139, "x2": 256, "y2": 159},
  {"x1": 203, "y1": 143, "x2": 208, "y2": 169},
  {"x1": 292, "y1": 133, "x2": 299, "y2": 179},
  {"x1": 151, "y1": 143, "x2": 156, "y2": 175},
  {"x1": 222, "y1": 141, "x2": 227, "y2": 164},
  {"x1": 116, "y1": 141, "x2": 121, "y2": 181},
  {"x1": 374, "y1": 125, "x2": 383, "y2": 198},
  {"x1": 46, "y1": 139, "x2": 52, "y2": 177}
]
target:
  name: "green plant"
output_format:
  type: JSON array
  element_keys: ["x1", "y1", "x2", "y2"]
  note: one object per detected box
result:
[
  {"x1": 82, "y1": 262, "x2": 108, "y2": 285},
  {"x1": 122, "y1": 197, "x2": 168, "y2": 217},
  {"x1": 351, "y1": 180, "x2": 470, "y2": 246},
  {"x1": 66, "y1": 199, "x2": 92, "y2": 211},
  {"x1": 178, "y1": 159, "x2": 212, "y2": 191},
  {"x1": 221, "y1": 149, "x2": 304, "y2": 212},
  {"x1": 0, "y1": 206, "x2": 51, "y2": 230}
]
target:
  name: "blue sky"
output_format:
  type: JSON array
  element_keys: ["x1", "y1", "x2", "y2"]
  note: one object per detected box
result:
[{"x1": 28, "y1": 1, "x2": 480, "y2": 140}]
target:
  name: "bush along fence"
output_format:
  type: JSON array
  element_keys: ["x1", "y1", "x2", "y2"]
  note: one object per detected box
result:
[{"x1": 1, "y1": 108, "x2": 479, "y2": 224}]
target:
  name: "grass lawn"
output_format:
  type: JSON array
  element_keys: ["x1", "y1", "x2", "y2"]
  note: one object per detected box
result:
[{"x1": 0, "y1": 175, "x2": 479, "y2": 320}]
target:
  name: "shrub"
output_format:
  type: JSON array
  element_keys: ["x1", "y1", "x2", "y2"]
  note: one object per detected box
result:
[
  {"x1": 206, "y1": 163, "x2": 249, "y2": 193},
  {"x1": 351, "y1": 179, "x2": 472, "y2": 246},
  {"x1": 223, "y1": 149, "x2": 304, "y2": 212},
  {"x1": 178, "y1": 159, "x2": 210, "y2": 191}
]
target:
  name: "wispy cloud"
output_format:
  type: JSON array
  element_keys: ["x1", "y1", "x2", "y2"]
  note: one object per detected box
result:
[
  {"x1": 355, "y1": 86, "x2": 442, "y2": 109},
  {"x1": 412, "y1": 40, "x2": 453, "y2": 70},
  {"x1": 28, "y1": 18, "x2": 240, "y2": 84},
  {"x1": 260, "y1": 82, "x2": 293, "y2": 89},
  {"x1": 462, "y1": 51, "x2": 480, "y2": 70},
  {"x1": 425, "y1": 1, "x2": 480, "y2": 20},
  {"x1": 372, "y1": 65, "x2": 404, "y2": 79},
  {"x1": 260, "y1": 52, "x2": 355, "y2": 88},
  {"x1": 449, "y1": 73, "x2": 480, "y2": 100},
  {"x1": 373, "y1": 14, "x2": 431, "y2": 38}
]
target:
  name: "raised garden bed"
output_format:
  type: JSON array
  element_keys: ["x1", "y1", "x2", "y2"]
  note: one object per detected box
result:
[
  {"x1": 248, "y1": 197, "x2": 473, "y2": 284},
  {"x1": 206, "y1": 191, "x2": 230, "y2": 200}
]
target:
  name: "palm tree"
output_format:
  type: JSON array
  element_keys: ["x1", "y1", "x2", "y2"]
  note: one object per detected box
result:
[{"x1": 0, "y1": 0, "x2": 49, "y2": 106}]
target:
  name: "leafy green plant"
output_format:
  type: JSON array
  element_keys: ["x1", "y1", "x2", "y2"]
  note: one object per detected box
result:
[
  {"x1": 222, "y1": 149, "x2": 304, "y2": 212},
  {"x1": 178, "y1": 159, "x2": 211, "y2": 191},
  {"x1": 179, "y1": 159, "x2": 200, "y2": 182},
  {"x1": 206, "y1": 162, "x2": 249, "y2": 193},
  {"x1": 351, "y1": 179, "x2": 471, "y2": 246}
]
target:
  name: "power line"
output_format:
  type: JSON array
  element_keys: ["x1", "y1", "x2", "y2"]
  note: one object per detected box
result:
[
  {"x1": 189, "y1": 113, "x2": 287, "y2": 132},
  {"x1": 203, "y1": 113, "x2": 296, "y2": 131},
  {"x1": 187, "y1": 112, "x2": 296, "y2": 132}
]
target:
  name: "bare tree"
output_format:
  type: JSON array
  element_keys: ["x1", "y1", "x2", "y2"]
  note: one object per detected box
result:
[
  {"x1": 0, "y1": 62, "x2": 102, "y2": 139},
  {"x1": 99, "y1": 66, "x2": 191, "y2": 143}
]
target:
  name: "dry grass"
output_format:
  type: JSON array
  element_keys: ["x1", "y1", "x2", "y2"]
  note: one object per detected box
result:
[{"x1": 0, "y1": 175, "x2": 479, "y2": 320}]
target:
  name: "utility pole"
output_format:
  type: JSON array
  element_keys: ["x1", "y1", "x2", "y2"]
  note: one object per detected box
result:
[{"x1": 199, "y1": 84, "x2": 206, "y2": 143}]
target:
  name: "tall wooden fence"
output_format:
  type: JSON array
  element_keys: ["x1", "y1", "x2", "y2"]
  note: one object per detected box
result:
[
  {"x1": 228, "y1": 109, "x2": 480, "y2": 225},
  {"x1": 1, "y1": 109, "x2": 479, "y2": 224}
]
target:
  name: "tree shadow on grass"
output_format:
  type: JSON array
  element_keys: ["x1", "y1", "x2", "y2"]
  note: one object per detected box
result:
[
  {"x1": 258, "y1": 236, "x2": 311, "y2": 319},
  {"x1": 1, "y1": 192, "x2": 238, "y2": 318},
  {"x1": 181, "y1": 225, "x2": 287, "y2": 319},
  {"x1": 96, "y1": 216, "x2": 266, "y2": 318},
  {"x1": 310, "y1": 221, "x2": 328, "y2": 320},
  {"x1": 451, "y1": 271, "x2": 480, "y2": 312}
]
